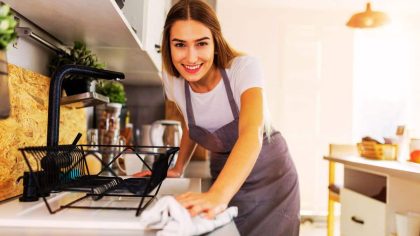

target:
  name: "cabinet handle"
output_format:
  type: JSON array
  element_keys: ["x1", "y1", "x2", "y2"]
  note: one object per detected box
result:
[
  {"x1": 155, "y1": 44, "x2": 161, "y2": 53},
  {"x1": 351, "y1": 216, "x2": 364, "y2": 225}
]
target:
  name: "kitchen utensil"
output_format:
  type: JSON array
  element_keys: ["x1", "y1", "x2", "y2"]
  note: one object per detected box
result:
[
  {"x1": 150, "y1": 120, "x2": 182, "y2": 167},
  {"x1": 116, "y1": 153, "x2": 144, "y2": 176},
  {"x1": 17, "y1": 171, "x2": 49, "y2": 202},
  {"x1": 41, "y1": 133, "x2": 82, "y2": 170},
  {"x1": 84, "y1": 129, "x2": 102, "y2": 175},
  {"x1": 139, "y1": 124, "x2": 155, "y2": 168},
  {"x1": 97, "y1": 103, "x2": 124, "y2": 170}
]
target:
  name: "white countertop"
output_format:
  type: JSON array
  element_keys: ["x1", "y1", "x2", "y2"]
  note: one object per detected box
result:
[
  {"x1": 0, "y1": 178, "x2": 239, "y2": 236},
  {"x1": 324, "y1": 155, "x2": 420, "y2": 182}
]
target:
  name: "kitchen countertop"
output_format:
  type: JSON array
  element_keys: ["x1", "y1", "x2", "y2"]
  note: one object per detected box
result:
[{"x1": 0, "y1": 178, "x2": 239, "y2": 236}]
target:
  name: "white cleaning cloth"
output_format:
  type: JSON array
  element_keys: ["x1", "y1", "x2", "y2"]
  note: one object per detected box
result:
[{"x1": 139, "y1": 196, "x2": 238, "y2": 236}]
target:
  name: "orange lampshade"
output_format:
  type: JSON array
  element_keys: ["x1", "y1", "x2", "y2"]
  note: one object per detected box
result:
[{"x1": 346, "y1": 2, "x2": 390, "y2": 28}]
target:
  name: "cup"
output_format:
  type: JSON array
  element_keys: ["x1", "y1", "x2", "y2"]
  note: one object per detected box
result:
[
  {"x1": 116, "y1": 153, "x2": 144, "y2": 176},
  {"x1": 396, "y1": 212, "x2": 420, "y2": 236}
]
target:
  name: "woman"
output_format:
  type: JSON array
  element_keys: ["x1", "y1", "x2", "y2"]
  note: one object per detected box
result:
[{"x1": 135, "y1": 0, "x2": 300, "y2": 235}]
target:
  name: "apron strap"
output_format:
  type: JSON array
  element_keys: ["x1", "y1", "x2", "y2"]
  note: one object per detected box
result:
[
  {"x1": 184, "y1": 80, "x2": 196, "y2": 125},
  {"x1": 220, "y1": 68, "x2": 239, "y2": 120}
]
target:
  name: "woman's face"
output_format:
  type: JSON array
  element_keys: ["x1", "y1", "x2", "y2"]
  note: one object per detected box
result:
[{"x1": 169, "y1": 20, "x2": 215, "y2": 83}]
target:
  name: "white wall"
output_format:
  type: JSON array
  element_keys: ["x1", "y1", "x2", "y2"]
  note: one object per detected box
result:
[
  {"x1": 352, "y1": 15, "x2": 420, "y2": 140},
  {"x1": 217, "y1": 4, "x2": 355, "y2": 215}
]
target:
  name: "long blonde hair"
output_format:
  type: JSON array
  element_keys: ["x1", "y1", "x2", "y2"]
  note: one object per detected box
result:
[{"x1": 161, "y1": 0, "x2": 240, "y2": 77}]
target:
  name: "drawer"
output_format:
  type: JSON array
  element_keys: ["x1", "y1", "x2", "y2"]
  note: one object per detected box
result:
[{"x1": 341, "y1": 188, "x2": 386, "y2": 236}]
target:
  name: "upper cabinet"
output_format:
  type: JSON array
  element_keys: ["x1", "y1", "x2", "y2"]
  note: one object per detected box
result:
[
  {"x1": 122, "y1": 0, "x2": 171, "y2": 74},
  {"x1": 3, "y1": 0, "x2": 171, "y2": 85}
]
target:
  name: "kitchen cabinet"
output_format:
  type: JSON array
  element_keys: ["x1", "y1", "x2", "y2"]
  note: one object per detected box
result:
[
  {"x1": 121, "y1": 0, "x2": 171, "y2": 72},
  {"x1": 324, "y1": 155, "x2": 420, "y2": 235},
  {"x1": 340, "y1": 172, "x2": 387, "y2": 236},
  {"x1": 3, "y1": 0, "x2": 170, "y2": 85}
]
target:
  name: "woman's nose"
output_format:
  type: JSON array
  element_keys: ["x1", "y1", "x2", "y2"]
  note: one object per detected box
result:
[{"x1": 186, "y1": 47, "x2": 198, "y2": 63}]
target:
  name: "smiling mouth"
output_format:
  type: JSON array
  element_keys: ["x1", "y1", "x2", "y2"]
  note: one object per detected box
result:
[{"x1": 183, "y1": 64, "x2": 202, "y2": 74}]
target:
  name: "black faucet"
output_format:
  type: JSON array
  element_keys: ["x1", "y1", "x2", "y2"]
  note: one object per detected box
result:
[{"x1": 47, "y1": 65, "x2": 124, "y2": 147}]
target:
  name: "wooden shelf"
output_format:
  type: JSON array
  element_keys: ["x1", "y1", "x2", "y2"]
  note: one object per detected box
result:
[{"x1": 4, "y1": 0, "x2": 161, "y2": 85}]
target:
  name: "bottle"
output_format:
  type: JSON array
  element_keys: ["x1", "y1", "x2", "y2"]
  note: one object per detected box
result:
[
  {"x1": 121, "y1": 110, "x2": 133, "y2": 145},
  {"x1": 85, "y1": 129, "x2": 102, "y2": 175},
  {"x1": 396, "y1": 125, "x2": 409, "y2": 162}
]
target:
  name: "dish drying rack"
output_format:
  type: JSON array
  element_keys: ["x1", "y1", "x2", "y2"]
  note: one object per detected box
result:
[{"x1": 19, "y1": 143, "x2": 179, "y2": 216}]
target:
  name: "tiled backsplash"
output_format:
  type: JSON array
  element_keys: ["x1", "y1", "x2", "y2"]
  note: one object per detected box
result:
[{"x1": 0, "y1": 64, "x2": 87, "y2": 201}]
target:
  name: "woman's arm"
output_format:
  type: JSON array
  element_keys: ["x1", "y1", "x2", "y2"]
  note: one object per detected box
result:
[
  {"x1": 208, "y1": 87, "x2": 264, "y2": 200},
  {"x1": 176, "y1": 87, "x2": 264, "y2": 218},
  {"x1": 171, "y1": 122, "x2": 198, "y2": 176}
]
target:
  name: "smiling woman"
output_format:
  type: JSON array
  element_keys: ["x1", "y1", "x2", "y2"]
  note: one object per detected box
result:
[
  {"x1": 133, "y1": 1, "x2": 300, "y2": 235},
  {"x1": 169, "y1": 20, "x2": 216, "y2": 88}
]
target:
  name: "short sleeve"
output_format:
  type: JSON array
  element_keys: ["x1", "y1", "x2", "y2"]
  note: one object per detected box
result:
[{"x1": 231, "y1": 56, "x2": 264, "y2": 95}]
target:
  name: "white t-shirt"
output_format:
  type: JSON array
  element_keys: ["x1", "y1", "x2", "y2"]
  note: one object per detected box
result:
[{"x1": 162, "y1": 55, "x2": 271, "y2": 132}]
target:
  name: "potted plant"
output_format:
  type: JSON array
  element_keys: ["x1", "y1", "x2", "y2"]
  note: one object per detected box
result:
[
  {"x1": 0, "y1": 4, "x2": 17, "y2": 51},
  {"x1": 48, "y1": 41, "x2": 105, "y2": 96},
  {"x1": 0, "y1": 3, "x2": 17, "y2": 119},
  {"x1": 95, "y1": 79, "x2": 127, "y2": 124},
  {"x1": 95, "y1": 80, "x2": 126, "y2": 104}
]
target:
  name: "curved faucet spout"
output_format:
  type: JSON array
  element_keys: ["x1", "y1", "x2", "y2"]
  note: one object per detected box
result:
[{"x1": 47, "y1": 64, "x2": 125, "y2": 147}]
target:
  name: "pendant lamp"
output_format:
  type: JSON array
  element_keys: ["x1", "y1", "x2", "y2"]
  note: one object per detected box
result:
[{"x1": 346, "y1": 2, "x2": 390, "y2": 28}]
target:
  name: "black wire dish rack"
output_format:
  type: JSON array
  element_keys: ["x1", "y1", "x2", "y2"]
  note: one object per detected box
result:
[{"x1": 19, "y1": 143, "x2": 179, "y2": 216}]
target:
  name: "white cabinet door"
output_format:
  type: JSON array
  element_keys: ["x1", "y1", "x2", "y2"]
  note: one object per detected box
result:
[
  {"x1": 120, "y1": 0, "x2": 171, "y2": 71},
  {"x1": 121, "y1": 0, "x2": 146, "y2": 43},
  {"x1": 341, "y1": 188, "x2": 386, "y2": 236},
  {"x1": 143, "y1": 0, "x2": 171, "y2": 70}
]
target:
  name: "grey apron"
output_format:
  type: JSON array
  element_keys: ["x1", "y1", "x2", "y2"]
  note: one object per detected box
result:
[{"x1": 184, "y1": 69, "x2": 300, "y2": 236}]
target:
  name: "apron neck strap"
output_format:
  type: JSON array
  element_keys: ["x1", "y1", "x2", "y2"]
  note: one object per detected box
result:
[{"x1": 220, "y1": 68, "x2": 240, "y2": 120}]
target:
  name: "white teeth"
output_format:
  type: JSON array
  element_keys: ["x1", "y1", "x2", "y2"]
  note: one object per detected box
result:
[{"x1": 185, "y1": 64, "x2": 200, "y2": 70}]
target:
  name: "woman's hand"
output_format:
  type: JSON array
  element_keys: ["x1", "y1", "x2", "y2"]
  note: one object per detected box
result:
[
  {"x1": 132, "y1": 168, "x2": 182, "y2": 178},
  {"x1": 176, "y1": 191, "x2": 228, "y2": 219}
]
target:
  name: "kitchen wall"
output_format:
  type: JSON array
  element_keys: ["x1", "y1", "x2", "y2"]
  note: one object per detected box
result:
[
  {"x1": 217, "y1": 1, "x2": 420, "y2": 216},
  {"x1": 352, "y1": 22, "x2": 420, "y2": 139},
  {"x1": 0, "y1": 64, "x2": 87, "y2": 201},
  {"x1": 125, "y1": 85, "x2": 165, "y2": 130},
  {"x1": 217, "y1": 3, "x2": 354, "y2": 215},
  {"x1": 0, "y1": 12, "x2": 97, "y2": 202}
]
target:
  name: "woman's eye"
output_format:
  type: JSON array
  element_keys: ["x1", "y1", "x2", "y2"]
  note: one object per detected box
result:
[
  {"x1": 197, "y1": 42, "x2": 208, "y2": 47},
  {"x1": 174, "y1": 43, "x2": 185, "y2": 47}
]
